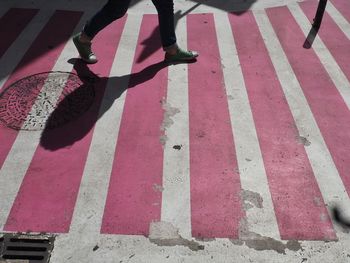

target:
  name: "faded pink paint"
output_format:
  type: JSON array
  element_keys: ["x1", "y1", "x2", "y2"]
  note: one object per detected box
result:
[
  {"x1": 301, "y1": 0, "x2": 350, "y2": 82},
  {"x1": 4, "y1": 15, "x2": 126, "y2": 233},
  {"x1": 268, "y1": 5, "x2": 350, "y2": 207},
  {"x1": 0, "y1": 8, "x2": 38, "y2": 59},
  {"x1": 330, "y1": 0, "x2": 350, "y2": 22},
  {"x1": 101, "y1": 15, "x2": 167, "y2": 235},
  {"x1": 0, "y1": 11, "x2": 82, "y2": 169},
  {"x1": 187, "y1": 14, "x2": 242, "y2": 239},
  {"x1": 300, "y1": 0, "x2": 350, "y2": 195},
  {"x1": 229, "y1": 10, "x2": 336, "y2": 240},
  {"x1": 268, "y1": 3, "x2": 350, "y2": 224}
]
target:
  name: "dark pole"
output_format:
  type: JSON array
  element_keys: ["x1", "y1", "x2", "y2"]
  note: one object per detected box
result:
[{"x1": 312, "y1": 0, "x2": 328, "y2": 29}]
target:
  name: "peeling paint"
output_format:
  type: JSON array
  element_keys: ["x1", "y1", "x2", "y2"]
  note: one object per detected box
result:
[
  {"x1": 159, "y1": 135, "x2": 168, "y2": 146},
  {"x1": 159, "y1": 100, "x2": 180, "y2": 146},
  {"x1": 235, "y1": 218, "x2": 302, "y2": 254},
  {"x1": 161, "y1": 117, "x2": 174, "y2": 130},
  {"x1": 320, "y1": 213, "x2": 328, "y2": 222},
  {"x1": 243, "y1": 238, "x2": 302, "y2": 254},
  {"x1": 243, "y1": 202, "x2": 254, "y2": 211},
  {"x1": 160, "y1": 101, "x2": 180, "y2": 131},
  {"x1": 195, "y1": 237, "x2": 216, "y2": 242},
  {"x1": 152, "y1": 184, "x2": 164, "y2": 192},
  {"x1": 149, "y1": 221, "x2": 204, "y2": 251},
  {"x1": 241, "y1": 189, "x2": 263, "y2": 210},
  {"x1": 313, "y1": 197, "x2": 322, "y2": 207},
  {"x1": 230, "y1": 239, "x2": 244, "y2": 246},
  {"x1": 297, "y1": 135, "x2": 311, "y2": 146}
]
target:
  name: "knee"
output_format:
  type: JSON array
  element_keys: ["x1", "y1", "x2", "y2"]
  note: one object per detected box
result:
[{"x1": 109, "y1": 7, "x2": 128, "y2": 20}]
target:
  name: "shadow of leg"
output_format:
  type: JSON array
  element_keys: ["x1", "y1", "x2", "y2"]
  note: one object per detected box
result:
[
  {"x1": 312, "y1": 0, "x2": 328, "y2": 29},
  {"x1": 303, "y1": 26, "x2": 319, "y2": 49},
  {"x1": 332, "y1": 206, "x2": 350, "y2": 229},
  {"x1": 303, "y1": 0, "x2": 328, "y2": 49}
]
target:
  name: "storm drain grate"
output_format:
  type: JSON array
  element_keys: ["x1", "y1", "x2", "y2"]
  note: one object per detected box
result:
[{"x1": 0, "y1": 234, "x2": 54, "y2": 263}]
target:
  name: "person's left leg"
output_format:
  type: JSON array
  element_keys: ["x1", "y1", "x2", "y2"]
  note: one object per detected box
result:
[
  {"x1": 73, "y1": 0, "x2": 132, "y2": 64},
  {"x1": 151, "y1": 0, "x2": 198, "y2": 62}
]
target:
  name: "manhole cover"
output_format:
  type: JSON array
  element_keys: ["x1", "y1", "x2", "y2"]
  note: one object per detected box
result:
[
  {"x1": 0, "y1": 233, "x2": 54, "y2": 263},
  {"x1": 0, "y1": 71, "x2": 95, "y2": 131}
]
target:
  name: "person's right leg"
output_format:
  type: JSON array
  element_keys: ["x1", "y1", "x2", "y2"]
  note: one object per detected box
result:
[
  {"x1": 151, "y1": 0, "x2": 198, "y2": 63},
  {"x1": 73, "y1": 0, "x2": 131, "y2": 63}
]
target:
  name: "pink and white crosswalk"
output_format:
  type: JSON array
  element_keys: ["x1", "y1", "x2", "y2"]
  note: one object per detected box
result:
[{"x1": 0, "y1": 0, "x2": 350, "y2": 242}]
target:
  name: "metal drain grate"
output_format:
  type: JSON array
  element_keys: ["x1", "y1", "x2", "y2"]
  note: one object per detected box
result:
[{"x1": 0, "y1": 234, "x2": 54, "y2": 263}]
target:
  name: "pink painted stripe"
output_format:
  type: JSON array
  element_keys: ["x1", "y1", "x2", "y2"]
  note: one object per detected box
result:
[
  {"x1": 0, "y1": 11, "x2": 82, "y2": 170},
  {"x1": 300, "y1": 0, "x2": 350, "y2": 82},
  {"x1": 229, "y1": 11, "x2": 335, "y2": 240},
  {"x1": 101, "y1": 15, "x2": 167, "y2": 235},
  {"x1": 4, "y1": 17, "x2": 127, "y2": 233},
  {"x1": 187, "y1": 14, "x2": 242, "y2": 239},
  {"x1": 330, "y1": 0, "x2": 350, "y2": 22},
  {"x1": 267, "y1": 5, "x2": 350, "y2": 216},
  {"x1": 0, "y1": 8, "x2": 38, "y2": 59}
]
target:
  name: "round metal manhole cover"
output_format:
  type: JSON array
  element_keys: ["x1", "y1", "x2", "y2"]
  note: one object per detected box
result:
[{"x1": 0, "y1": 71, "x2": 95, "y2": 131}]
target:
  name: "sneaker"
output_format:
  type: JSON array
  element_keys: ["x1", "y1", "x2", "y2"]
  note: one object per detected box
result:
[
  {"x1": 165, "y1": 47, "x2": 198, "y2": 63},
  {"x1": 72, "y1": 33, "x2": 98, "y2": 64}
]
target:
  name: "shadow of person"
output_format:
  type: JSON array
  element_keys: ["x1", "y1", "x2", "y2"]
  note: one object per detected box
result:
[
  {"x1": 332, "y1": 206, "x2": 350, "y2": 230},
  {"x1": 189, "y1": 0, "x2": 256, "y2": 13},
  {"x1": 39, "y1": 58, "x2": 171, "y2": 151},
  {"x1": 303, "y1": 0, "x2": 328, "y2": 49}
]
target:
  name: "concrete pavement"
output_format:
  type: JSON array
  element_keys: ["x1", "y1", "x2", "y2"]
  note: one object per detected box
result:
[{"x1": 0, "y1": 0, "x2": 350, "y2": 262}]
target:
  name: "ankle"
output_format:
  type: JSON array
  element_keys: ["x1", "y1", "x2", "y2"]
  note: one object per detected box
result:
[
  {"x1": 79, "y1": 32, "x2": 91, "y2": 43},
  {"x1": 166, "y1": 47, "x2": 179, "y2": 56}
]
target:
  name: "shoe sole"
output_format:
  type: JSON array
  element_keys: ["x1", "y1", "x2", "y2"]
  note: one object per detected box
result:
[
  {"x1": 72, "y1": 37, "x2": 98, "y2": 64},
  {"x1": 165, "y1": 57, "x2": 198, "y2": 64}
]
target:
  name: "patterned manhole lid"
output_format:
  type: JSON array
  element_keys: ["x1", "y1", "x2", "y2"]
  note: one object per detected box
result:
[{"x1": 0, "y1": 71, "x2": 95, "y2": 131}]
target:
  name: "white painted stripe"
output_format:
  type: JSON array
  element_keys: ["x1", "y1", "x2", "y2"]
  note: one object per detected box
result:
[
  {"x1": 326, "y1": 0, "x2": 350, "y2": 40},
  {"x1": 50, "y1": 14, "x2": 142, "y2": 263},
  {"x1": 288, "y1": 3, "x2": 350, "y2": 110},
  {"x1": 0, "y1": 131, "x2": 42, "y2": 231},
  {"x1": 161, "y1": 17, "x2": 191, "y2": 239},
  {"x1": 0, "y1": 11, "x2": 92, "y2": 231},
  {"x1": 68, "y1": 14, "x2": 142, "y2": 235},
  {"x1": 0, "y1": 8, "x2": 54, "y2": 90},
  {"x1": 214, "y1": 11, "x2": 280, "y2": 239},
  {"x1": 254, "y1": 9, "x2": 350, "y2": 234}
]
